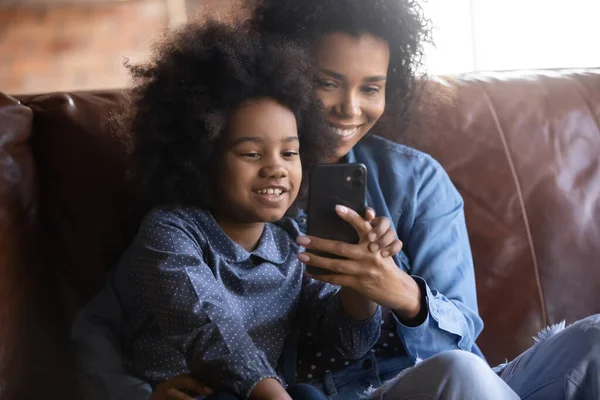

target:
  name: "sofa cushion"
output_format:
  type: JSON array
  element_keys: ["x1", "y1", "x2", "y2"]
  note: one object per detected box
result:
[{"x1": 22, "y1": 91, "x2": 147, "y2": 319}]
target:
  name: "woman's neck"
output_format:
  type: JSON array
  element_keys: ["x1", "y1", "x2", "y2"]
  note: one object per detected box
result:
[{"x1": 212, "y1": 213, "x2": 265, "y2": 252}]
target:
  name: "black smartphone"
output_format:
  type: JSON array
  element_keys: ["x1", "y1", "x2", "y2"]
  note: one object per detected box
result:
[{"x1": 306, "y1": 163, "x2": 367, "y2": 275}]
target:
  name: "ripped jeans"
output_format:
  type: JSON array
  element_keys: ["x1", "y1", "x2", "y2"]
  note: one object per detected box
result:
[{"x1": 313, "y1": 314, "x2": 600, "y2": 400}]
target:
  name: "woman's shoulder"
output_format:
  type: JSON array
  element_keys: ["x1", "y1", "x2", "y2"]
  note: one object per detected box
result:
[{"x1": 356, "y1": 134, "x2": 448, "y2": 183}]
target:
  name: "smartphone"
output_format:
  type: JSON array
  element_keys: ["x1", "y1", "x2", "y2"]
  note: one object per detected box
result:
[{"x1": 306, "y1": 163, "x2": 367, "y2": 275}]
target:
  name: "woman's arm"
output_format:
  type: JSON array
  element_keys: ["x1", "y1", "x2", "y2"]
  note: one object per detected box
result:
[
  {"x1": 296, "y1": 157, "x2": 483, "y2": 360},
  {"x1": 390, "y1": 156, "x2": 484, "y2": 360}
]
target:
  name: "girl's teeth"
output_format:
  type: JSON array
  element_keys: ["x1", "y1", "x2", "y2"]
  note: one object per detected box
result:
[{"x1": 256, "y1": 188, "x2": 283, "y2": 195}]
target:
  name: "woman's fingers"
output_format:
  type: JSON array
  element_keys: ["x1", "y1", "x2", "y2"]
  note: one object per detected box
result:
[
  {"x1": 297, "y1": 235, "x2": 365, "y2": 261},
  {"x1": 335, "y1": 205, "x2": 372, "y2": 237},
  {"x1": 297, "y1": 251, "x2": 361, "y2": 275},
  {"x1": 367, "y1": 216, "x2": 390, "y2": 243},
  {"x1": 305, "y1": 270, "x2": 356, "y2": 288},
  {"x1": 370, "y1": 229, "x2": 397, "y2": 253},
  {"x1": 381, "y1": 239, "x2": 403, "y2": 258},
  {"x1": 364, "y1": 207, "x2": 376, "y2": 222}
]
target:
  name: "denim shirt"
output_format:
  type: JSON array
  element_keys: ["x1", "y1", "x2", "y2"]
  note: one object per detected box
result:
[
  {"x1": 71, "y1": 134, "x2": 483, "y2": 399},
  {"x1": 341, "y1": 135, "x2": 483, "y2": 359},
  {"x1": 125, "y1": 208, "x2": 381, "y2": 399}
]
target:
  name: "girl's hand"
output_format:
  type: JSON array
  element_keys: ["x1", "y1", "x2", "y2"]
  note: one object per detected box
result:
[
  {"x1": 150, "y1": 374, "x2": 213, "y2": 400},
  {"x1": 297, "y1": 205, "x2": 421, "y2": 320}
]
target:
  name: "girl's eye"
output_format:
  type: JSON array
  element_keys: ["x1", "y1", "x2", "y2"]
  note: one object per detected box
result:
[
  {"x1": 282, "y1": 151, "x2": 299, "y2": 158},
  {"x1": 241, "y1": 152, "x2": 260, "y2": 159}
]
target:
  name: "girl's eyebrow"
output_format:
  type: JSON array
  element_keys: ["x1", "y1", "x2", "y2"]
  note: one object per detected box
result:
[
  {"x1": 230, "y1": 136, "x2": 263, "y2": 146},
  {"x1": 230, "y1": 136, "x2": 299, "y2": 146}
]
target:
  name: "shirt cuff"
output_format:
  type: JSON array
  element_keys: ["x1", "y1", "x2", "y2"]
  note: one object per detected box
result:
[
  {"x1": 214, "y1": 351, "x2": 281, "y2": 400},
  {"x1": 391, "y1": 277, "x2": 432, "y2": 335}
]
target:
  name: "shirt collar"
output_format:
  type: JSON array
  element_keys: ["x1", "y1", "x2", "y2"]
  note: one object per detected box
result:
[
  {"x1": 344, "y1": 146, "x2": 357, "y2": 164},
  {"x1": 202, "y1": 212, "x2": 290, "y2": 264}
]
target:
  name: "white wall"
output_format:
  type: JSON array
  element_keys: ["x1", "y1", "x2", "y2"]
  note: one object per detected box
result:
[{"x1": 422, "y1": 0, "x2": 600, "y2": 74}]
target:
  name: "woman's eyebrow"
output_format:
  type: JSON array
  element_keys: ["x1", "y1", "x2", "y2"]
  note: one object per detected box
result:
[
  {"x1": 364, "y1": 75, "x2": 387, "y2": 83},
  {"x1": 319, "y1": 68, "x2": 386, "y2": 83},
  {"x1": 319, "y1": 68, "x2": 346, "y2": 81}
]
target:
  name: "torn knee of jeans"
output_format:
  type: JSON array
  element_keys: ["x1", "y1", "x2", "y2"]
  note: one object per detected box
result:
[
  {"x1": 533, "y1": 320, "x2": 566, "y2": 344},
  {"x1": 579, "y1": 314, "x2": 600, "y2": 331}
]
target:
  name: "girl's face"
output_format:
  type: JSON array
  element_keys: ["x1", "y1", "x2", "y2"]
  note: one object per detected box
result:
[
  {"x1": 213, "y1": 97, "x2": 302, "y2": 224},
  {"x1": 313, "y1": 32, "x2": 390, "y2": 160}
]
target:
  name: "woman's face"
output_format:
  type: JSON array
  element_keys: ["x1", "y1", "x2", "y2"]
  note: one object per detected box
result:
[{"x1": 313, "y1": 32, "x2": 390, "y2": 160}]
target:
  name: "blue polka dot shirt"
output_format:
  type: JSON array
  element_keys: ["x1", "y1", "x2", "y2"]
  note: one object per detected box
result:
[{"x1": 125, "y1": 207, "x2": 382, "y2": 399}]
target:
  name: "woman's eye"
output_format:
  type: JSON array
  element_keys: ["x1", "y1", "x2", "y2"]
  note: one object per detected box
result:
[
  {"x1": 282, "y1": 151, "x2": 299, "y2": 158},
  {"x1": 318, "y1": 80, "x2": 338, "y2": 90},
  {"x1": 362, "y1": 86, "x2": 382, "y2": 95}
]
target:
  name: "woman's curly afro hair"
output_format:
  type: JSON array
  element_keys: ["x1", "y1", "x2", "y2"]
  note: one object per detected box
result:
[
  {"x1": 250, "y1": 0, "x2": 431, "y2": 118},
  {"x1": 126, "y1": 19, "x2": 335, "y2": 208}
]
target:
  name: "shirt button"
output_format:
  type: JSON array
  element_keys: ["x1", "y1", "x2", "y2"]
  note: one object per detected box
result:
[
  {"x1": 362, "y1": 359, "x2": 372, "y2": 370},
  {"x1": 298, "y1": 216, "x2": 307, "y2": 225}
]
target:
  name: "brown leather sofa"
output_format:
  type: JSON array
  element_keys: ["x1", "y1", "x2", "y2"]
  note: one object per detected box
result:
[{"x1": 1, "y1": 69, "x2": 599, "y2": 399}]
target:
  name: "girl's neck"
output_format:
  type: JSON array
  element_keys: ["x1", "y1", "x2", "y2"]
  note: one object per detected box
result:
[{"x1": 212, "y1": 213, "x2": 265, "y2": 252}]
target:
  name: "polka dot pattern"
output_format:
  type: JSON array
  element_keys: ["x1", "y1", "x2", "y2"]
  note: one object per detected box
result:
[
  {"x1": 296, "y1": 308, "x2": 405, "y2": 382},
  {"x1": 125, "y1": 208, "x2": 382, "y2": 398},
  {"x1": 126, "y1": 208, "x2": 300, "y2": 398}
]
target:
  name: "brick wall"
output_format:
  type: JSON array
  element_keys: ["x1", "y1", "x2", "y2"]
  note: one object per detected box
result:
[{"x1": 0, "y1": 0, "x2": 250, "y2": 95}]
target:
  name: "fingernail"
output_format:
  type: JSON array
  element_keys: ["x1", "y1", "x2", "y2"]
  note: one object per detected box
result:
[
  {"x1": 370, "y1": 243, "x2": 379, "y2": 252},
  {"x1": 296, "y1": 236, "x2": 311, "y2": 246},
  {"x1": 336, "y1": 205, "x2": 348, "y2": 214},
  {"x1": 297, "y1": 253, "x2": 310, "y2": 263},
  {"x1": 381, "y1": 250, "x2": 389, "y2": 258},
  {"x1": 368, "y1": 232, "x2": 377, "y2": 242}
]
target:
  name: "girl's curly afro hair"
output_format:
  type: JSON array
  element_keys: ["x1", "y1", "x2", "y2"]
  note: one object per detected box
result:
[{"x1": 125, "y1": 19, "x2": 335, "y2": 208}]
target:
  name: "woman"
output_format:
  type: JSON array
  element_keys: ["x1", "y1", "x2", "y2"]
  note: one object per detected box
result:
[{"x1": 72, "y1": 1, "x2": 599, "y2": 399}]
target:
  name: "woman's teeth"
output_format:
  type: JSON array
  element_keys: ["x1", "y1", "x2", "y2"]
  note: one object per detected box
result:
[
  {"x1": 255, "y1": 188, "x2": 284, "y2": 195},
  {"x1": 332, "y1": 127, "x2": 358, "y2": 137}
]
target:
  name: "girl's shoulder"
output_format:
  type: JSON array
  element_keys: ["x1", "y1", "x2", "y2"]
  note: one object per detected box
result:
[
  {"x1": 137, "y1": 206, "x2": 212, "y2": 247},
  {"x1": 272, "y1": 216, "x2": 302, "y2": 244}
]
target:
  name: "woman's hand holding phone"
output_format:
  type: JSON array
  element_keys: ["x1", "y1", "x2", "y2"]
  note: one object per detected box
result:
[{"x1": 296, "y1": 206, "x2": 422, "y2": 321}]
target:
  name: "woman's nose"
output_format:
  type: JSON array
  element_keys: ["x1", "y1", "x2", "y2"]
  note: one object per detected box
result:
[{"x1": 336, "y1": 92, "x2": 361, "y2": 118}]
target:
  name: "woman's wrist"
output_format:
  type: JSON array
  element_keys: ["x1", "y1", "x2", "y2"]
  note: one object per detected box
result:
[{"x1": 391, "y1": 275, "x2": 423, "y2": 322}]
